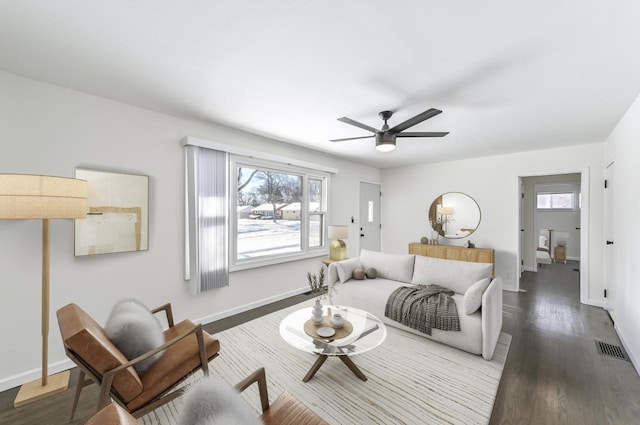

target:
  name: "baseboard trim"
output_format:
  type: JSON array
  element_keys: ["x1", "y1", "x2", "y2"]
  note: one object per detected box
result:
[
  {"x1": 194, "y1": 286, "x2": 309, "y2": 326},
  {"x1": 615, "y1": 324, "x2": 640, "y2": 376},
  {"x1": 584, "y1": 299, "x2": 604, "y2": 308},
  {"x1": 0, "y1": 359, "x2": 75, "y2": 393},
  {"x1": 1, "y1": 287, "x2": 310, "y2": 393}
]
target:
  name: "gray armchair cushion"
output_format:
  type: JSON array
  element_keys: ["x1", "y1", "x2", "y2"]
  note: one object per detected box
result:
[
  {"x1": 104, "y1": 299, "x2": 165, "y2": 374},
  {"x1": 179, "y1": 378, "x2": 262, "y2": 425}
]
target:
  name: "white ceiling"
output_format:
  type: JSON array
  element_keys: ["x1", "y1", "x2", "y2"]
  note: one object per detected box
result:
[{"x1": 1, "y1": 1, "x2": 640, "y2": 168}]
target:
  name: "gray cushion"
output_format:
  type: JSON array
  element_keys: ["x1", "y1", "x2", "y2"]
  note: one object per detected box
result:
[
  {"x1": 104, "y1": 299, "x2": 165, "y2": 374},
  {"x1": 179, "y1": 377, "x2": 262, "y2": 425},
  {"x1": 462, "y1": 278, "x2": 491, "y2": 314},
  {"x1": 359, "y1": 250, "x2": 415, "y2": 283}
]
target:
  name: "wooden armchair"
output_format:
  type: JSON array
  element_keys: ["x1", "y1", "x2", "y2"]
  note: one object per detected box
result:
[
  {"x1": 83, "y1": 403, "x2": 142, "y2": 425},
  {"x1": 234, "y1": 367, "x2": 328, "y2": 425},
  {"x1": 83, "y1": 368, "x2": 327, "y2": 425},
  {"x1": 56, "y1": 302, "x2": 220, "y2": 421}
]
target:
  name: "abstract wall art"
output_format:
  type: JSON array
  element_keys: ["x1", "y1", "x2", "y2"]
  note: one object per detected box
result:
[{"x1": 74, "y1": 168, "x2": 149, "y2": 256}]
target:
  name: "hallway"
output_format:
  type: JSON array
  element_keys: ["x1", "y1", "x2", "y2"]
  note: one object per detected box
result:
[{"x1": 490, "y1": 261, "x2": 640, "y2": 424}]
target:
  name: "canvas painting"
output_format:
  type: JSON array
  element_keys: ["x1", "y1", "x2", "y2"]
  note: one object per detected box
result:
[{"x1": 74, "y1": 169, "x2": 149, "y2": 256}]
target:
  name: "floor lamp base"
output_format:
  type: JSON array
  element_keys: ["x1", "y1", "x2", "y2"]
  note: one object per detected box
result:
[{"x1": 14, "y1": 370, "x2": 70, "y2": 408}]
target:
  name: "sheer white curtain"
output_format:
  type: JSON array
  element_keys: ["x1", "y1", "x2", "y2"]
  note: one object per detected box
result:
[{"x1": 185, "y1": 145, "x2": 229, "y2": 294}]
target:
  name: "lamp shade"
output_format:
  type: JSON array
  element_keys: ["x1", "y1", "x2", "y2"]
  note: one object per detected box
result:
[
  {"x1": 328, "y1": 225, "x2": 349, "y2": 239},
  {"x1": 0, "y1": 174, "x2": 88, "y2": 219},
  {"x1": 440, "y1": 207, "x2": 454, "y2": 216}
]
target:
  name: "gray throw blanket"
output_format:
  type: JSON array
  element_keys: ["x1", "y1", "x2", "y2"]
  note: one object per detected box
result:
[{"x1": 385, "y1": 284, "x2": 460, "y2": 335}]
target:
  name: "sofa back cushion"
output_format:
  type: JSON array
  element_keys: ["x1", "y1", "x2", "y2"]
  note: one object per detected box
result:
[
  {"x1": 411, "y1": 255, "x2": 493, "y2": 294},
  {"x1": 359, "y1": 250, "x2": 415, "y2": 283}
]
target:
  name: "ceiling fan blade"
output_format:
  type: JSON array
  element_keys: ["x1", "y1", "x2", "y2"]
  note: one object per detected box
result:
[
  {"x1": 396, "y1": 131, "x2": 449, "y2": 138},
  {"x1": 337, "y1": 117, "x2": 379, "y2": 133},
  {"x1": 329, "y1": 135, "x2": 375, "y2": 142},
  {"x1": 390, "y1": 108, "x2": 442, "y2": 133}
]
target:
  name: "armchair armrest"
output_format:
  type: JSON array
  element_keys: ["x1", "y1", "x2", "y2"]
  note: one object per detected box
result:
[
  {"x1": 481, "y1": 276, "x2": 503, "y2": 360},
  {"x1": 98, "y1": 322, "x2": 211, "y2": 410},
  {"x1": 234, "y1": 367, "x2": 270, "y2": 413},
  {"x1": 150, "y1": 303, "x2": 175, "y2": 328}
]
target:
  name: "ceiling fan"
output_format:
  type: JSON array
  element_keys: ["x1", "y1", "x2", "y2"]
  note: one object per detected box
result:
[{"x1": 330, "y1": 108, "x2": 448, "y2": 152}]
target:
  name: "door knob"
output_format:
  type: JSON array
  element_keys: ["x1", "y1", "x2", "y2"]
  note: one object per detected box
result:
[
  {"x1": 360, "y1": 233, "x2": 365, "y2": 237},
  {"x1": 606, "y1": 241, "x2": 614, "y2": 245}
]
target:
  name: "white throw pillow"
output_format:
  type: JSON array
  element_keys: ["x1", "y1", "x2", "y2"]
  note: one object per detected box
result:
[
  {"x1": 359, "y1": 249, "x2": 416, "y2": 283},
  {"x1": 462, "y1": 278, "x2": 491, "y2": 315},
  {"x1": 335, "y1": 257, "x2": 361, "y2": 283},
  {"x1": 104, "y1": 299, "x2": 165, "y2": 374},
  {"x1": 412, "y1": 255, "x2": 493, "y2": 294},
  {"x1": 179, "y1": 378, "x2": 263, "y2": 425}
]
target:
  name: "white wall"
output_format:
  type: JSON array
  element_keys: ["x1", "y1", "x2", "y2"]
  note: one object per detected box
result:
[
  {"x1": 381, "y1": 144, "x2": 605, "y2": 298},
  {"x1": 605, "y1": 91, "x2": 640, "y2": 371},
  {"x1": 0, "y1": 71, "x2": 381, "y2": 389}
]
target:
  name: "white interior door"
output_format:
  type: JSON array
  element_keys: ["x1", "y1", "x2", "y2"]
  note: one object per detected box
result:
[
  {"x1": 604, "y1": 162, "x2": 616, "y2": 320},
  {"x1": 359, "y1": 182, "x2": 381, "y2": 253}
]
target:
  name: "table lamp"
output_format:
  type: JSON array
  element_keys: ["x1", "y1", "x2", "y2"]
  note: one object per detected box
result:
[
  {"x1": 328, "y1": 225, "x2": 348, "y2": 261},
  {"x1": 0, "y1": 174, "x2": 87, "y2": 407},
  {"x1": 440, "y1": 207, "x2": 454, "y2": 235}
]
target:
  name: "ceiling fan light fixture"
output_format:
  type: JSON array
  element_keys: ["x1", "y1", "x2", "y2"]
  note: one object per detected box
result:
[{"x1": 375, "y1": 134, "x2": 396, "y2": 152}]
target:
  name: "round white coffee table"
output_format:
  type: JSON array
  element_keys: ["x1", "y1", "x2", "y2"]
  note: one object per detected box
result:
[{"x1": 279, "y1": 304, "x2": 387, "y2": 382}]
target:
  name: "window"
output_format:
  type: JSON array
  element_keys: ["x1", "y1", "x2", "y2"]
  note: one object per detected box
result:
[
  {"x1": 537, "y1": 192, "x2": 576, "y2": 210},
  {"x1": 231, "y1": 156, "x2": 328, "y2": 270},
  {"x1": 185, "y1": 136, "x2": 336, "y2": 285}
]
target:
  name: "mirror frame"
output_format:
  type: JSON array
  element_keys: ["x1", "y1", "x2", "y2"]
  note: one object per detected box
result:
[{"x1": 428, "y1": 192, "x2": 481, "y2": 239}]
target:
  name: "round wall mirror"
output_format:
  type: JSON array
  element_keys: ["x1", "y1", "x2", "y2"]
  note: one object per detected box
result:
[{"x1": 428, "y1": 192, "x2": 481, "y2": 239}]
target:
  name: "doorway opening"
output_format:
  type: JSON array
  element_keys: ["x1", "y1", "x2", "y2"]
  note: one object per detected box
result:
[{"x1": 517, "y1": 169, "x2": 589, "y2": 304}]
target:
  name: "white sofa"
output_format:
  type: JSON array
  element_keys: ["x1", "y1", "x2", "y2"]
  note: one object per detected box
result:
[{"x1": 327, "y1": 249, "x2": 503, "y2": 360}]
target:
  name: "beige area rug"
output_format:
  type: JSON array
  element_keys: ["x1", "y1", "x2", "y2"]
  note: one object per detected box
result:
[{"x1": 141, "y1": 301, "x2": 511, "y2": 425}]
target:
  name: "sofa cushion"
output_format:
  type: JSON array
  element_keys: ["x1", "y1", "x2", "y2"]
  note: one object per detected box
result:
[
  {"x1": 360, "y1": 250, "x2": 415, "y2": 283},
  {"x1": 462, "y1": 278, "x2": 491, "y2": 314},
  {"x1": 411, "y1": 255, "x2": 492, "y2": 294},
  {"x1": 104, "y1": 299, "x2": 165, "y2": 374},
  {"x1": 335, "y1": 257, "x2": 361, "y2": 283},
  {"x1": 330, "y1": 280, "x2": 483, "y2": 355}
]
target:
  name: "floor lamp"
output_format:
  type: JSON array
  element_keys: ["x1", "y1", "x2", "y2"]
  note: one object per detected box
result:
[{"x1": 0, "y1": 174, "x2": 87, "y2": 407}]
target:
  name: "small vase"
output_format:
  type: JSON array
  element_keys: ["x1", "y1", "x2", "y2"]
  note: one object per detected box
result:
[
  {"x1": 311, "y1": 300, "x2": 324, "y2": 324},
  {"x1": 330, "y1": 313, "x2": 345, "y2": 328}
]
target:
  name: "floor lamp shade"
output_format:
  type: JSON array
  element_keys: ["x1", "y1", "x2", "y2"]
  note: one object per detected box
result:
[
  {"x1": 0, "y1": 174, "x2": 87, "y2": 407},
  {"x1": 328, "y1": 225, "x2": 348, "y2": 261},
  {"x1": 0, "y1": 174, "x2": 88, "y2": 219}
]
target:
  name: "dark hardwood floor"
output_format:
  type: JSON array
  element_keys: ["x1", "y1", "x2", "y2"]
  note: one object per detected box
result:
[
  {"x1": 490, "y1": 261, "x2": 640, "y2": 425},
  {"x1": 1, "y1": 263, "x2": 638, "y2": 424}
]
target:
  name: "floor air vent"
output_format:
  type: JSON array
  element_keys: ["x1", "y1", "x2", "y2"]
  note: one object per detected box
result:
[{"x1": 595, "y1": 340, "x2": 629, "y2": 361}]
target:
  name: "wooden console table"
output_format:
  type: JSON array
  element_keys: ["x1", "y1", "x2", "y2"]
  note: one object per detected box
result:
[{"x1": 408, "y1": 242, "x2": 495, "y2": 276}]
